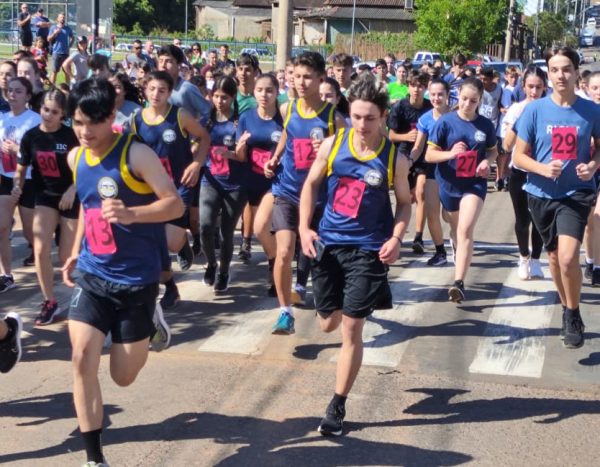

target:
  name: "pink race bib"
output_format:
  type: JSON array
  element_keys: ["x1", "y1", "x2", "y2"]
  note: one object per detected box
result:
[
  {"x1": 85, "y1": 208, "x2": 117, "y2": 256},
  {"x1": 1, "y1": 151, "x2": 16, "y2": 173},
  {"x1": 159, "y1": 157, "x2": 173, "y2": 180},
  {"x1": 209, "y1": 146, "x2": 230, "y2": 176},
  {"x1": 293, "y1": 138, "x2": 315, "y2": 170},
  {"x1": 456, "y1": 150, "x2": 477, "y2": 178},
  {"x1": 332, "y1": 177, "x2": 366, "y2": 218},
  {"x1": 37, "y1": 151, "x2": 60, "y2": 178},
  {"x1": 552, "y1": 127, "x2": 577, "y2": 160},
  {"x1": 251, "y1": 147, "x2": 271, "y2": 174},
  {"x1": 112, "y1": 123, "x2": 124, "y2": 134}
]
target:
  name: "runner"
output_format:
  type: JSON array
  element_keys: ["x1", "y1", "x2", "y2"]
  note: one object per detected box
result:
[
  {"x1": 200, "y1": 76, "x2": 246, "y2": 293},
  {"x1": 236, "y1": 73, "x2": 283, "y2": 294},
  {"x1": 388, "y1": 70, "x2": 432, "y2": 254},
  {"x1": 331, "y1": 53, "x2": 353, "y2": 96},
  {"x1": 0, "y1": 77, "x2": 41, "y2": 292},
  {"x1": 409, "y1": 78, "x2": 451, "y2": 266},
  {"x1": 62, "y1": 77, "x2": 182, "y2": 466},
  {"x1": 0, "y1": 311, "x2": 22, "y2": 373},
  {"x1": 11, "y1": 88, "x2": 79, "y2": 324},
  {"x1": 501, "y1": 66, "x2": 547, "y2": 280},
  {"x1": 131, "y1": 70, "x2": 210, "y2": 308},
  {"x1": 320, "y1": 77, "x2": 350, "y2": 124},
  {"x1": 585, "y1": 71, "x2": 600, "y2": 285},
  {"x1": 426, "y1": 77, "x2": 498, "y2": 303},
  {"x1": 387, "y1": 63, "x2": 409, "y2": 105},
  {"x1": 512, "y1": 47, "x2": 600, "y2": 349},
  {"x1": 264, "y1": 51, "x2": 346, "y2": 334},
  {"x1": 299, "y1": 72, "x2": 411, "y2": 436}
]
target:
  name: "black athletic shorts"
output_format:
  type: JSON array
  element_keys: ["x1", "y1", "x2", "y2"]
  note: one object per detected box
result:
[
  {"x1": 312, "y1": 246, "x2": 389, "y2": 319},
  {"x1": 68, "y1": 272, "x2": 159, "y2": 343},
  {"x1": 35, "y1": 192, "x2": 80, "y2": 219},
  {"x1": 167, "y1": 207, "x2": 190, "y2": 229},
  {"x1": 0, "y1": 175, "x2": 35, "y2": 208},
  {"x1": 247, "y1": 186, "x2": 270, "y2": 207},
  {"x1": 272, "y1": 196, "x2": 299, "y2": 232},
  {"x1": 21, "y1": 31, "x2": 33, "y2": 48},
  {"x1": 408, "y1": 162, "x2": 427, "y2": 190},
  {"x1": 528, "y1": 190, "x2": 595, "y2": 252}
]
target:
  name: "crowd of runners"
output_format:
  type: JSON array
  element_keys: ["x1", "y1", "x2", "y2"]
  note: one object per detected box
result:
[{"x1": 0, "y1": 32, "x2": 599, "y2": 466}]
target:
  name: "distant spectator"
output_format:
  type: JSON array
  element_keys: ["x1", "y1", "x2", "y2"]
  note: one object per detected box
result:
[
  {"x1": 62, "y1": 36, "x2": 90, "y2": 85},
  {"x1": 173, "y1": 38, "x2": 182, "y2": 48},
  {"x1": 108, "y1": 72, "x2": 142, "y2": 133},
  {"x1": 17, "y1": 3, "x2": 32, "y2": 51},
  {"x1": 201, "y1": 49, "x2": 218, "y2": 76},
  {"x1": 217, "y1": 44, "x2": 234, "y2": 69},
  {"x1": 124, "y1": 39, "x2": 152, "y2": 79},
  {"x1": 31, "y1": 7, "x2": 50, "y2": 51},
  {"x1": 47, "y1": 12, "x2": 74, "y2": 84},
  {"x1": 190, "y1": 42, "x2": 205, "y2": 67},
  {"x1": 30, "y1": 36, "x2": 48, "y2": 77}
]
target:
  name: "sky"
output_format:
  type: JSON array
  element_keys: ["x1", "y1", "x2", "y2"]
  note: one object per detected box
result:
[{"x1": 524, "y1": 0, "x2": 543, "y2": 16}]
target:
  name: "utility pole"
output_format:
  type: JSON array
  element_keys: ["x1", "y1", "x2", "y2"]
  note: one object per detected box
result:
[
  {"x1": 504, "y1": 0, "x2": 516, "y2": 62},
  {"x1": 276, "y1": 0, "x2": 293, "y2": 70}
]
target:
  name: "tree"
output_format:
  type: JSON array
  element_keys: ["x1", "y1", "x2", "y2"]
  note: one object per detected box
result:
[
  {"x1": 114, "y1": 0, "x2": 194, "y2": 35},
  {"x1": 414, "y1": 0, "x2": 505, "y2": 56},
  {"x1": 526, "y1": 11, "x2": 566, "y2": 48}
]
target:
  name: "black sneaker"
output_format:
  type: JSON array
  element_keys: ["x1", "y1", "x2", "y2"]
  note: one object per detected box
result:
[
  {"x1": 559, "y1": 307, "x2": 566, "y2": 340},
  {"x1": 412, "y1": 238, "x2": 425, "y2": 255},
  {"x1": 427, "y1": 251, "x2": 447, "y2": 266},
  {"x1": 495, "y1": 179, "x2": 505, "y2": 192},
  {"x1": 448, "y1": 281, "x2": 465, "y2": 303},
  {"x1": 160, "y1": 284, "x2": 180, "y2": 310},
  {"x1": 204, "y1": 263, "x2": 217, "y2": 286},
  {"x1": 177, "y1": 241, "x2": 194, "y2": 271},
  {"x1": 238, "y1": 242, "x2": 251, "y2": 263},
  {"x1": 35, "y1": 300, "x2": 61, "y2": 326},
  {"x1": 318, "y1": 401, "x2": 345, "y2": 436},
  {"x1": 563, "y1": 311, "x2": 585, "y2": 349},
  {"x1": 22, "y1": 251, "x2": 35, "y2": 267},
  {"x1": 592, "y1": 268, "x2": 600, "y2": 287},
  {"x1": 584, "y1": 262, "x2": 593, "y2": 280},
  {"x1": 0, "y1": 274, "x2": 16, "y2": 294},
  {"x1": 0, "y1": 312, "x2": 22, "y2": 374},
  {"x1": 192, "y1": 234, "x2": 201, "y2": 257},
  {"x1": 214, "y1": 273, "x2": 229, "y2": 293}
]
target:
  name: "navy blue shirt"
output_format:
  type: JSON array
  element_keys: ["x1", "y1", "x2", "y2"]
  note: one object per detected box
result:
[{"x1": 49, "y1": 24, "x2": 73, "y2": 55}]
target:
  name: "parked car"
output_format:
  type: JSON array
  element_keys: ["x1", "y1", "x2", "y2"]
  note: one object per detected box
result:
[
  {"x1": 240, "y1": 47, "x2": 273, "y2": 57},
  {"x1": 290, "y1": 47, "x2": 312, "y2": 58},
  {"x1": 412, "y1": 51, "x2": 446, "y2": 68},
  {"x1": 115, "y1": 43, "x2": 132, "y2": 51}
]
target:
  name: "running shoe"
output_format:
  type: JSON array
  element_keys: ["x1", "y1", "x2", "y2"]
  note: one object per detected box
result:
[
  {"x1": 177, "y1": 240, "x2": 194, "y2": 272},
  {"x1": 412, "y1": 238, "x2": 425, "y2": 255},
  {"x1": 267, "y1": 283, "x2": 277, "y2": 297},
  {"x1": 0, "y1": 274, "x2": 16, "y2": 294},
  {"x1": 0, "y1": 312, "x2": 22, "y2": 373},
  {"x1": 517, "y1": 257, "x2": 530, "y2": 280},
  {"x1": 427, "y1": 251, "x2": 447, "y2": 266},
  {"x1": 238, "y1": 240, "x2": 251, "y2": 263},
  {"x1": 214, "y1": 273, "x2": 229, "y2": 294},
  {"x1": 203, "y1": 263, "x2": 217, "y2": 286},
  {"x1": 591, "y1": 268, "x2": 600, "y2": 287},
  {"x1": 318, "y1": 400, "x2": 345, "y2": 436},
  {"x1": 448, "y1": 281, "x2": 465, "y2": 303},
  {"x1": 272, "y1": 311, "x2": 295, "y2": 335},
  {"x1": 563, "y1": 310, "x2": 585, "y2": 349},
  {"x1": 495, "y1": 179, "x2": 504, "y2": 192},
  {"x1": 159, "y1": 284, "x2": 180, "y2": 310},
  {"x1": 584, "y1": 262, "x2": 593, "y2": 280},
  {"x1": 559, "y1": 307, "x2": 566, "y2": 340},
  {"x1": 81, "y1": 461, "x2": 109, "y2": 467},
  {"x1": 529, "y1": 259, "x2": 544, "y2": 279},
  {"x1": 150, "y1": 303, "x2": 171, "y2": 352},
  {"x1": 291, "y1": 285, "x2": 307, "y2": 307},
  {"x1": 22, "y1": 249, "x2": 35, "y2": 267},
  {"x1": 35, "y1": 300, "x2": 61, "y2": 326}
]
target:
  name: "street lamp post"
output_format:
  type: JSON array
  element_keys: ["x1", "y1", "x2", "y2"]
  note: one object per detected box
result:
[{"x1": 350, "y1": 0, "x2": 356, "y2": 55}]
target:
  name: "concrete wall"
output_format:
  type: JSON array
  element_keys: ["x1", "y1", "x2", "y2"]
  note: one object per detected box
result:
[{"x1": 196, "y1": 6, "x2": 264, "y2": 40}]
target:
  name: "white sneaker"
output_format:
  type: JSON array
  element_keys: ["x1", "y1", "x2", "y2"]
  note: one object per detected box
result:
[
  {"x1": 150, "y1": 303, "x2": 171, "y2": 352},
  {"x1": 518, "y1": 257, "x2": 530, "y2": 280},
  {"x1": 529, "y1": 259, "x2": 544, "y2": 279}
]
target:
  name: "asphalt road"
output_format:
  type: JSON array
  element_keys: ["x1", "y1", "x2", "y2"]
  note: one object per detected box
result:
[{"x1": 2, "y1": 190, "x2": 600, "y2": 466}]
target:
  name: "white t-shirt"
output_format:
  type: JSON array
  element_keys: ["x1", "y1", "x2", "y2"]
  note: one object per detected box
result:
[
  {"x1": 0, "y1": 109, "x2": 42, "y2": 178},
  {"x1": 501, "y1": 99, "x2": 528, "y2": 169}
]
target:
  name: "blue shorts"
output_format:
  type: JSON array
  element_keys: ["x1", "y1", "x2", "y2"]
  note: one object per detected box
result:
[{"x1": 439, "y1": 187, "x2": 486, "y2": 212}]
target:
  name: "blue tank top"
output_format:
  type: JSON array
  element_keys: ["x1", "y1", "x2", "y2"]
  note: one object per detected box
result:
[
  {"x1": 131, "y1": 105, "x2": 194, "y2": 204},
  {"x1": 74, "y1": 134, "x2": 164, "y2": 285},
  {"x1": 202, "y1": 117, "x2": 246, "y2": 192},
  {"x1": 271, "y1": 99, "x2": 336, "y2": 205},
  {"x1": 319, "y1": 128, "x2": 396, "y2": 250},
  {"x1": 236, "y1": 107, "x2": 282, "y2": 194}
]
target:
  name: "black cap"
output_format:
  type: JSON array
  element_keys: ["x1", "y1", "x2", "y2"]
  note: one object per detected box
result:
[
  {"x1": 77, "y1": 35, "x2": 88, "y2": 43},
  {"x1": 37, "y1": 7, "x2": 43, "y2": 12}
]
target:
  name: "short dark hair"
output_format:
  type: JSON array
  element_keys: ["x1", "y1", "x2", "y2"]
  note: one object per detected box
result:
[
  {"x1": 236, "y1": 53, "x2": 259, "y2": 70},
  {"x1": 347, "y1": 72, "x2": 388, "y2": 114},
  {"x1": 452, "y1": 53, "x2": 466, "y2": 67},
  {"x1": 133, "y1": 39, "x2": 142, "y2": 47},
  {"x1": 294, "y1": 51, "x2": 326, "y2": 75},
  {"x1": 407, "y1": 70, "x2": 430, "y2": 87},
  {"x1": 331, "y1": 53, "x2": 353, "y2": 68},
  {"x1": 375, "y1": 58, "x2": 387, "y2": 68},
  {"x1": 545, "y1": 46, "x2": 580, "y2": 70},
  {"x1": 88, "y1": 53, "x2": 110, "y2": 71},
  {"x1": 67, "y1": 77, "x2": 116, "y2": 122},
  {"x1": 146, "y1": 70, "x2": 174, "y2": 91},
  {"x1": 158, "y1": 44, "x2": 185, "y2": 65},
  {"x1": 429, "y1": 78, "x2": 450, "y2": 94},
  {"x1": 480, "y1": 67, "x2": 494, "y2": 79},
  {"x1": 220, "y1": 44, "x2": 229, "y2": 50},
  {"x1": 9, "y1": 76, "x2": 32, "y2": 96}
]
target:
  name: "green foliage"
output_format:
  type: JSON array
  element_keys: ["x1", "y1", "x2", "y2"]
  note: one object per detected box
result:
[
  {"x1": 525, "y1": 11, "x2": 566, "y2": 48},
  {"x1": 114, "y1": 0, "x2": 193, "y2": 34},
  {"x1": 192, "y1": 25, "x2": 217, "y2": 40},
  {"x1": 414, "y1": 0, "x2": 505, "y2": 56},
  {"x1": 335, "y1": 31, "x2": 416, "y2": 60}
]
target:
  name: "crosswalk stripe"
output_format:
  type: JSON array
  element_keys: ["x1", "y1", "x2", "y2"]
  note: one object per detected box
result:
[{"x1": 468, "y1": 265, "x2": 558, "y2": 378}]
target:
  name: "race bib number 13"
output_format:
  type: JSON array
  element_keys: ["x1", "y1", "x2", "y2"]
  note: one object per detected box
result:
[{"x1": 85, "y1": 208, "x2": 117, "y2": 255}]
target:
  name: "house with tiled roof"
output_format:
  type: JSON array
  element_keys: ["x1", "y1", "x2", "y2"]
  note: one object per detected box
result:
[{"x1": 193, "y1": 0, "x2": 415, "y2": 43}]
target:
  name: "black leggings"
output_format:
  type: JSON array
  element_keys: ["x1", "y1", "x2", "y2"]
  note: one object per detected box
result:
[
  {"x1": 199, "y1": 183, "x2": 247, "y2": 274},
  {"x1": 508, "y1": 169, "x2": 543, "y2": 259}
]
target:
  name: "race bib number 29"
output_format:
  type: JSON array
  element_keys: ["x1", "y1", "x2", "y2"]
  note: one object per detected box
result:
[{"x1": 552, "y1": 127, "x2": 577, "y2": 160}]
